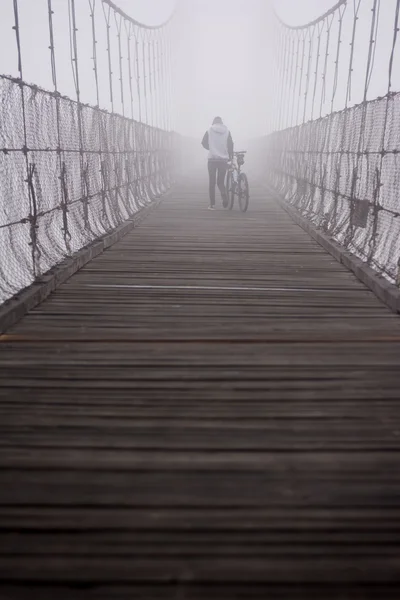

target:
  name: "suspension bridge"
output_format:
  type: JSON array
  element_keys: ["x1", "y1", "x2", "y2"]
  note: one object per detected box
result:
[{"x1": 1, "y1": 0, "x2": 400, "y2": 597}]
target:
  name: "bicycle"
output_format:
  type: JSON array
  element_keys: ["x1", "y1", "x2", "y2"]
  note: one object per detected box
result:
[{"x1": 226, "y1": 151, "x2": 250, "y2": 212}]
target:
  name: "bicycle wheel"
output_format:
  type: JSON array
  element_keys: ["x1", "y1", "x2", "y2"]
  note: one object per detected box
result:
[
  {"x1": 238, "y1": 173, "x2": 249, "y2": 212},
  {"x1": 226, "y1": 170, "x2": 235, "y2": 210}
]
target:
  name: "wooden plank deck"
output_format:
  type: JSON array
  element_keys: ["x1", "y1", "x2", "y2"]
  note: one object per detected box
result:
[{"x1": 1, "y1": 172, "x2": 400, "y2": 598}]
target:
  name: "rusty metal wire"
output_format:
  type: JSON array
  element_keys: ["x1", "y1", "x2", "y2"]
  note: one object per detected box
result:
[
  {"x1": 0, "y1": 0, "x2": 178, "y2": 304},
  {"x1": 266, "y1": 0, "x2": 400, "y2": 283}
]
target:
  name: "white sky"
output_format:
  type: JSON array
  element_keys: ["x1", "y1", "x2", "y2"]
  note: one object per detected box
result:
[{"x1": 116, "y1": 0, "x2": 336, "y2": 28}]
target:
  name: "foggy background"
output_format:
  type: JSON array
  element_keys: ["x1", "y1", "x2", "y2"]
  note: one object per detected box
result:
[{"x1": 1, "y1": 0, "x2": 399, "y2": 148}]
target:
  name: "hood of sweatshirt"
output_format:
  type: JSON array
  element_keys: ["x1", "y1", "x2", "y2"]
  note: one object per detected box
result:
[{"x1": 210, "y1": 123, "x2": 228, "y2": 135}]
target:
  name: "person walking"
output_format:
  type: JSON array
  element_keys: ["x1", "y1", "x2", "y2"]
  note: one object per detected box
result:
[{"x1": 201, "y1": 117, "x2": 234, "y2": 210}]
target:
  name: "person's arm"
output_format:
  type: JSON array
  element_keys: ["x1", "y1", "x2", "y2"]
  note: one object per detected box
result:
[
  {"x1": 227, "y1": 132, "x2": 234, "y2": 160},
  {"x1": 201, "y1": 131, "x2": 209, "y2": 150}
]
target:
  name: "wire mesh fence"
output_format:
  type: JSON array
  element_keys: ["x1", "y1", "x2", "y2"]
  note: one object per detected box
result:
[
  {"x1": 0, "y1": 76, "x2": 178, "y2": 303},
  {"x1": 265, "y1": 0, "x2": 400, "y2": 284},
  {"x1": 0, "y1": 0, "x2": 178, "y2": 305},
  {"x1": 259, "y1": 92, "x2": 400, "y2": 283}
]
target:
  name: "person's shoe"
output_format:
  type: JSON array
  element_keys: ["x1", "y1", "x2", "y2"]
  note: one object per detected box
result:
[{"x1": 208, "y1": 205, "x2": 215, "y2": 210}]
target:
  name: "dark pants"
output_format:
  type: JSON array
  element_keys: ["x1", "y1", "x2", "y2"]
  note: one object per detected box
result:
[{"x1": 208, "y1": 160, "x2": 228, "y2": 206}]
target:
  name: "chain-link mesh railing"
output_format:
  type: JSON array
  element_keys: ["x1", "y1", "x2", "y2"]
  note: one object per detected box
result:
[
  {"x1": 0, "y1": 0, "x2": 178, "y2": 305},
  {"x1": 264, "y1": 0, "x2": 400, "y2": 284}
]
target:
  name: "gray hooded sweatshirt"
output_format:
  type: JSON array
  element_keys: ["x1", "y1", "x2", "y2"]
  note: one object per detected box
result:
[{"x1": 202, "y1": 124, "x2": 234, "y2": 162}]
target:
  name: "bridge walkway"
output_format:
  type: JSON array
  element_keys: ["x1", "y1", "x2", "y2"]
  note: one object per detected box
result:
[{"x1": 1, "y1": 173, "x2": 400, "y2": 598}]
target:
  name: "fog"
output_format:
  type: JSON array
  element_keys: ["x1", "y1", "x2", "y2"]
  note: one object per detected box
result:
[
  {"x1": 1, "y1": 0, "x2": 399, "y2": 145},
  {"x1": 172, "y1": 0, "x2": 339, "y2": 143}
]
